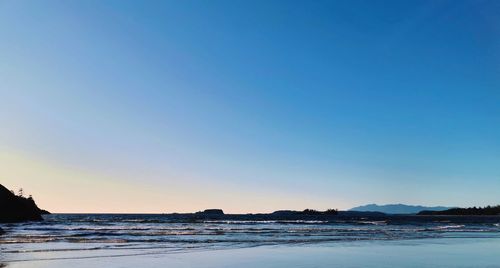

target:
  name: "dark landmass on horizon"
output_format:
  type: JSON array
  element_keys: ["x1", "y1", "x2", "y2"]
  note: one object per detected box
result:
[
  {"x1": 418, "y1": 205, "x2": 500, "y2": 216},
  {"x1": 155, "y1": 208, "x2": 500, "y2": 223},
  {"x1": 163, "y1": 208, "x2": 387, "y2": 221},
  {"x1": 350, "y1": 204, "x2": 453, "y2": 214},
  {"x1": 2, "y1": 184, "x2": 499, "y2": 227}
]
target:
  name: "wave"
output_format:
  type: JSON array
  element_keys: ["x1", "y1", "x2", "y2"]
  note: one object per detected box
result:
[
  {"x1": 201, "y1": 220, "x2": 329, "y2": 224},
  {"x1": 435, "y1": 225, "x2": 465, "y2": 230},
  {"x1": 357, "y1": 221, "x2": 387, "y2": 225},
  {"x1": 2, "y1": 215, "x2": 500, "y2": 256}
]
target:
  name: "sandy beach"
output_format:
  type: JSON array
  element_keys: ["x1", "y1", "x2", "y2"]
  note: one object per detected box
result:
[{"x1": 4, "y1": 238, "x2": 500, "y2": 268}]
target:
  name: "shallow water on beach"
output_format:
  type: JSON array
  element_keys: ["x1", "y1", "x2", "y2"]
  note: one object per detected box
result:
[{"x1": 1, "y1": 214, "x2": 500, "y2": 267}]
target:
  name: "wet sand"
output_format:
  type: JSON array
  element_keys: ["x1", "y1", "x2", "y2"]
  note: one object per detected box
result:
[{"x1": 3, "y1": 238, "x2": 500, "y2": 268}]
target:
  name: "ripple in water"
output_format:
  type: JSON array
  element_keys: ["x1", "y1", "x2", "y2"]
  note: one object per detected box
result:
[{"x1": 1, "y1": 214, "x2": 499, "y2": 262}]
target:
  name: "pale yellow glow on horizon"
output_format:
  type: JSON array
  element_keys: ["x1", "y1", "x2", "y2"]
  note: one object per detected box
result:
[
  {"x1": 0, "y1": 151, "x2": 349, "y2": 213},
  {"x1": 0, "y1": 151, "x2": 180, "y2": 213}
]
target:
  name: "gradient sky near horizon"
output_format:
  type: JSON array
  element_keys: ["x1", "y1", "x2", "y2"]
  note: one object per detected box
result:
[{"x1": 0, "y1": 0, "x2": 499, "y2": 213}]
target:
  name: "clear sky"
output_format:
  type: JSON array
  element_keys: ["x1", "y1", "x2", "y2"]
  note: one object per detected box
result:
[{"x1": 0, "y1": 0, "x2": 499, "y2": 213}]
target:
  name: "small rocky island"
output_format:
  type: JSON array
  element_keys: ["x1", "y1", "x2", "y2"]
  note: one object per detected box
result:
[{"x1": 0, "y1": 184, "x2": 49, "y2": 223}]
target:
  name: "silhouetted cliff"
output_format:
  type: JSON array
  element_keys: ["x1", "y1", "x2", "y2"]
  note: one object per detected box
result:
[
  {"x1": 0, "y1": 184, "x2": 47, "y2": 223},
  {"x1": 418, "y1": 205, "x2": 500, "y2": 216}
]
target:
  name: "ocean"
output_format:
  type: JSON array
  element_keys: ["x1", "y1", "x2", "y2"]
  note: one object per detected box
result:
[{"x1": 1, "y1": 214, "x2": 500, "y2": 267}]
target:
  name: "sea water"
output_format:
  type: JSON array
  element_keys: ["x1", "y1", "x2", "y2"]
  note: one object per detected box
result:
[{"x1": 1, "y1": 214, "x2": 500, "y2": 267}]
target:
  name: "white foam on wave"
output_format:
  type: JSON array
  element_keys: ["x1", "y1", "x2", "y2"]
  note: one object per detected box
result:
[
  {"x1": 435, "y1": 225, "x2": 465, "y2": 230},
  {"x1": 359, "y1": 221, "x2": 387, "y2": 225},
  {"x1": 202, "y1": 220, "x2": 328, "y2": 224}
]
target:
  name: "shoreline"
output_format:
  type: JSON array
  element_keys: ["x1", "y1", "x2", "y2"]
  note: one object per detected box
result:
[{"x1": 3, "y1": 238, "x2": 500, "y2": 268}]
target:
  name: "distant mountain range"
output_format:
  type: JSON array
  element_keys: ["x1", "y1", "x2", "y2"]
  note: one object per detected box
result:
[{"x1": 349, "y1": 204, "x2": 452, "y2": 214}]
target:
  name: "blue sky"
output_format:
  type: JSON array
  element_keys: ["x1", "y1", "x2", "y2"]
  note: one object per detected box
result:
[{"x1": 0, "y1": 0, "x2": 499, "y2": 212}]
